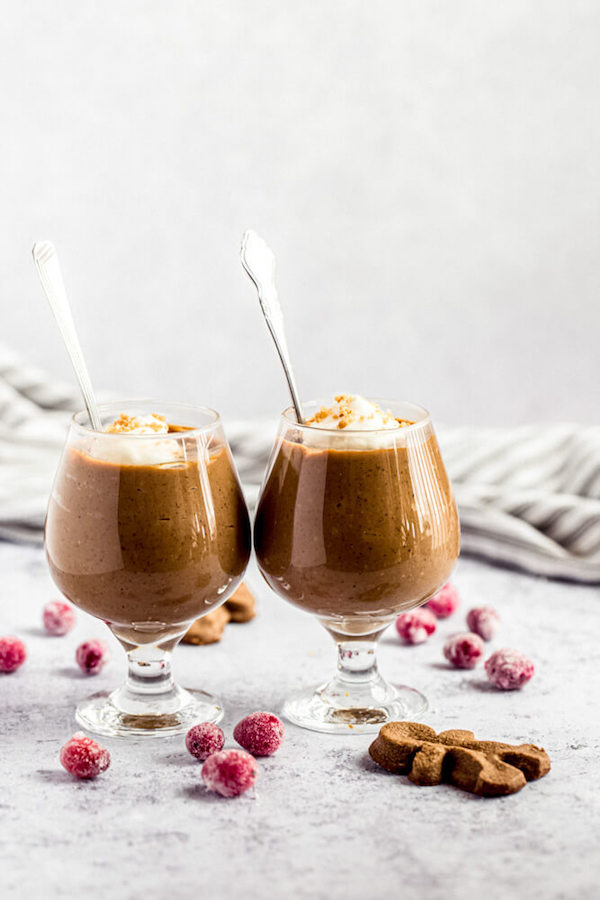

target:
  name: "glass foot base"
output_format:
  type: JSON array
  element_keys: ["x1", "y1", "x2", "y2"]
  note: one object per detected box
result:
[
  {"x1": 75, "y1": 685, "x2": 224, "y2": 738},
  {"x1": 282, "y1": 682, "x2": 428, "y2": 734}
]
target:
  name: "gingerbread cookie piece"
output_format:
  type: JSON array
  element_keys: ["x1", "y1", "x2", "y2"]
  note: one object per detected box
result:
[
  {"x1": 182, "y1": 583, "x2": 256, "y2": 645},
  {"x1": 369, "y1": 722, "x2": 550, "y2": 797},
  {"x1": 182, "y1": 606, "x2": 231, "y2": 645},
  {"x1": 224, "y1": 583, "x2": 257, "y2": 623}
]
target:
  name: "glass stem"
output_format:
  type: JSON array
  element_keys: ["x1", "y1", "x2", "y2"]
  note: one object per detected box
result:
[
  {"x1": 317, "y1": 634, "x2": 393, "y2": 713},
  {"x1": 125, "y1": 645, "x2": 174, "y2": 697},
  {"x1": 335, "y1": 640, "x2": 381, "y2": 688}
]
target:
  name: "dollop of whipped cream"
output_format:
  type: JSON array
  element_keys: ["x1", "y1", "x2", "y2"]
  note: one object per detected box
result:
[
  {"x1": 105, "y1": 414, "x2": 169, "y2": 435},
  {"x1": 306, "y1": 394, "x2": 404, "y2": 431},
  {"x1": 83, "y1": 413, "x2": 182, "y2": 465}
]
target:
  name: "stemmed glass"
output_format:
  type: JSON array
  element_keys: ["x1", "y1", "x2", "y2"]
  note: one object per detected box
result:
[
  {"x1": 254, "y1": 399, "x2": 459, "y2": 733},
  {"x1": 45, "y1": 401, "x2": 251, "y2": 737}
]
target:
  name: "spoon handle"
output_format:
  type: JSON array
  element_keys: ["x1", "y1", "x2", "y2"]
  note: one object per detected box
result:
[
  {"x1": 240, "y1": 230, "x2": 304, "y2": 424},
  {"x1": 32, "y1": 242, "x2": 102, "y2": 431},
  {"x1": 262, "y1": 294, "x2": 304, "y2": 425}
]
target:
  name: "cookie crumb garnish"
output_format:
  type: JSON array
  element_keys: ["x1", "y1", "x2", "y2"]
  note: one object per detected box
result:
[
  {"x1": 106, "y1": 414, "x2": 168, "y2": 434},
  {"x1": 306, "y1": 394, "x2": 413, "y2": 430}
]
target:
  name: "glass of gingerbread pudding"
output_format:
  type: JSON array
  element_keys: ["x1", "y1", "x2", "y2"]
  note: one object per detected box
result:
[
  {"x1": 46, "y1": 401, "x2": 251, "y2": 737},
  {"x1": 254, "y1": 395, "x2": 459, "y2": 733}
]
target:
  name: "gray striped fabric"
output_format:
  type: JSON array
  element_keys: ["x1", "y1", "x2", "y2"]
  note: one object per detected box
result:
[{"x1": 1, "y1": 343, "x2": 598, "y2": 583}]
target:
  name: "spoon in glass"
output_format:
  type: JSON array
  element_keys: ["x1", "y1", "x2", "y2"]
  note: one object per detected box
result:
[
  {"x1": 240, "y1": 230, "x2": 304, "y2": 424},
  {"x1": 32, "y1": 241, "x2": 103, "y2": 431}
]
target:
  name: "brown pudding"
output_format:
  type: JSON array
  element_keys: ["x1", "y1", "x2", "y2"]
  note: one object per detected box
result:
[
  {"x1": 46, "y1": 433, "x2": 250, "y2": 647},
  {"x1": 254, "y1": 434, "x2": 459, "y2": 635}
]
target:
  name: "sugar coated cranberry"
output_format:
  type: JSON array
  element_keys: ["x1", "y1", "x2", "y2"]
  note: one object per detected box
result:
[
  {"x1": 443, "y1": 632, "x2": 484, "y2": 669},
  {"x1": 42, "y1": 600, "x2": 76, "y2": 635},
  {"x1": 485, "y1": 649, "x2": 535, "y2": 690},
  {"x1": 426, "y1": 583, "x2": 460, "y2": 618},
  {"x1": 395, "y1": 608, "x2": 437, "y2": 645},
  {"x1": 75, "y1": 640, "x2": 108, "y2": 675},
  {"x1": 60, "y1": 732, "x2": 110, "y2": 779},
  {"x1": 466, "y1": 606, "x2": 500, "y2": 641},
  {"x1": 185, "y1": 722, "x2": 225, "y2": 761},
  {"x1": 201, "y1": 749, "x2": 258, "y2": 797},
  {"x1": 0, "y1": 636, "x2": 26, "y2": 673},
  {"x1": 233, "y1": 711, "x2": 285, "y2": 757}
]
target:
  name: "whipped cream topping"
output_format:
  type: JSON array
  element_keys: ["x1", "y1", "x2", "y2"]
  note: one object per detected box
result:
[
  {"x1": 305, "y1": 394, "x2": 405, "y2": 431},
  {"x1": 106, "y1": 414, "x2": 168, "y2": 435},
  {"x1": 82, "y1": 413, "x2": 182, "y2": 466}
]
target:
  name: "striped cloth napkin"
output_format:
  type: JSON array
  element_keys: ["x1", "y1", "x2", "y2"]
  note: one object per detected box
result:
[{"x1": 1, "y1": 343, "x2": 598, "y2": 583}]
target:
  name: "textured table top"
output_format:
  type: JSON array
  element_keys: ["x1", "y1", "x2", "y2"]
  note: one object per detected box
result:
[{"x1": 1, "y1": 542, "x2": 598, "y2": 900}]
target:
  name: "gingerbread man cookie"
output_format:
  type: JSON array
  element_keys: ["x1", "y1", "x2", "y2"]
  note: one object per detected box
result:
[{"x1": 369, "y1": 722, "x2": 550, "y2": 796}]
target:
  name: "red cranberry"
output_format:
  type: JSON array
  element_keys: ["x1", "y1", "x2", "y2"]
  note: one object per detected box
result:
[
  {"x1": 427, "y1": 583, "x2": 460, "y2": 618},
  {"x1": 485, "y1": 649, "x2": 535, "y2": 690},
  {"x1": 60, "y1": 732, "x2": 111, "y2": 779},
  {"x1": 185, "y1": 722, "x2": 225, "y2": 761},
  {"x1": 233, "y1": 711, "x2": 285, "y2": 757},
  {"x1": 201, "y1": 749, "x2": 258, "y2": 797},
  {"x1": 395, "y1": 608, "x2": 437, "y2": 645},
  {"x1": 75, "y1": 640, "x2": 108, "y2": 675},
  {"x1": 466, "y1": 606, "x2": 500, "y2": 641},
  {"x1": 443, "y1": 632, "x2": 484, "y2": 669},
  {"x1": 0, "y1": 636, "x2": 26, "y2": 673},
  {"x1": 42, "y1": 600, "x2": 76, "y2": 635}
]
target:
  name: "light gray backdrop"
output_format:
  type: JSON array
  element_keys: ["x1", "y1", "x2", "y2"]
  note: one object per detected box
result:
[{"x1": 1, "y1": 1, "x2": 598, "y2": 426}]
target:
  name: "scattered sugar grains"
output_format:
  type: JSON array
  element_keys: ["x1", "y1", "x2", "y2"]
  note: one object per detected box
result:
[
  {"x1": 443, "y1": 632, "x2": 484, "y2": 669},
  {"x1": 201, "y1": 749, "x2": 258, "y2": 797},
  {"x1": 426, "y1": 583, "x2": 460, "y2": 618},
  {"x1": 234, "y1": 711, "x2": 285, "y2": 756},
  {"x1": 485, "y1": 649, "x2": 535, "y2": 690},
  {"x1": 0, "y1": 636, "x2": 26, "y2": 673},
  {"x1": 395, "y1": 608, "x2": 437, "y2": 645},
  {"x1": 42, "y1": 600, "x2": 76, "y2": 636},
  {"x1": 60, "y1": 733, "x2": 110, "y2": 779}
]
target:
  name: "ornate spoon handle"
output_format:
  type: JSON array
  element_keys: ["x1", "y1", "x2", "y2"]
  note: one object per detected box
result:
[
  {"x1": 32, "y1": 241, "x2": 102, "y2": 431},
  {"x1": 240, "y1": 230, "x2": 304, "y2": 424}
]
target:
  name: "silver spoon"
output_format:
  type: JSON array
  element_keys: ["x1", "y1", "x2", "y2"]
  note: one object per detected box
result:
[
  {"x1": 32, "y1": 241, "x2": 103, "y2": 431},
  {"x1": 240, "y1": 230, "x2": 304, "y2": 424}
]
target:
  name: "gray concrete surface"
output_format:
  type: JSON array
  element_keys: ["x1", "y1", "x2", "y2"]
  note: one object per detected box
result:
[{"x1": 1, "y1": 545, "x2": 599, "y2": 900}]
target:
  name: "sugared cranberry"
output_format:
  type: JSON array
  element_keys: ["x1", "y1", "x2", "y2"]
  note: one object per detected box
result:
[
  {"x1": 426, "y1": 582, "x2": 460, "y2": 618},
  {"x1": 0, "y1": 636, "x2": 26, "y2": 673},
  {"x1": 201, "y1": 749, "x2": 258, "y2": 797},
  {"x1": 42, "y1": 600, "x2": 76, "y2": 636},
  {"x1": 485, "y1": 649, "x2": 535, "y2": 690},
  {"x1": 75, "y1": 640, "x2": 108, "y2": 675},
  {"x1": 466, "y1": 606, "x2": 500, "y2": 641},
  {"x1": 233, "y1": 711, "x2": 285, "y2": 757},
  {"x1": 185, "y1": 722, "x2": 225, "y2": 761},
  {"x1": 443, "y1": 632, "x2": 484, "y2": 669},
  {"x1": 395, "y1": 608, "x2": 437, "y2": 645},
  {"x1": 60, "y1": 732, "x2": 111, "y2": 779}
]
